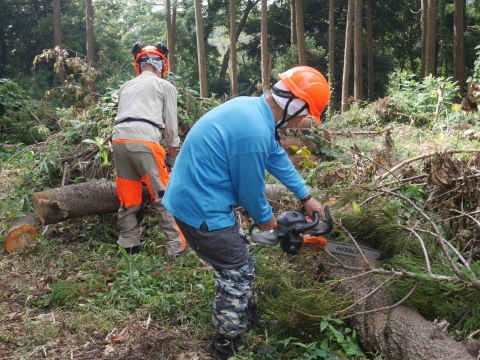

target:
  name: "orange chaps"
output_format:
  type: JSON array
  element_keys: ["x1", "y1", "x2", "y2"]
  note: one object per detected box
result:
[{"x1": 113, "y1": 139, "x2": 186, "y2": 254}]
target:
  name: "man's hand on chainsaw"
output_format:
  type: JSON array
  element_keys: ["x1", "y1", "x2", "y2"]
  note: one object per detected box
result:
[
  {"x1": 302, "y1": 196, "x2": 324, "y2": 219},
  {"x1": 257, "y1": 216, "x2": 277, "y2": 231}
]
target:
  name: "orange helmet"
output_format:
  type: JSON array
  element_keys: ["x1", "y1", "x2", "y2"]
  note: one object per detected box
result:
[
  {"x1": 278, "y1": 66, "x2": 330, "y2": 124},
  {"x1": 133, "y1": 42, "x2": 169, "y2": 76}
]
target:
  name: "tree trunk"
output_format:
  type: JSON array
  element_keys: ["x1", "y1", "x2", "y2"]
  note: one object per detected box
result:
[
  {"x1": 325, "y1": 254, "x2": 478, "y2": 360},
  {"x1": 218, "y1": 0, "x2": 259, "y2": 81},
  {"x1": 328, "y1": 0, "x2": 334, "y2": 114},
  {"x1": 261, "y1": 0, "x2": 269, "y2": 92},
  {"x1": 229, "y1": 0, "x2": 238, "y2": 97},
  {"x1": 85, "y1": 0, "x2": 96, "y2": 95},
  {"x1": 53, "y1": 0, "x2": 65, "y2": 85},
  {"x1": 365, "y1": 0, "x2": 374, "y2": 102},
  {"x1": 166, "y1": 0, "x2": 176, "y2": 73},
  {"x1": 290, "y1": 0, "x2": 297, "y2": 47},
  {"x1": 425, "y1": 0, "x2": 437, "y2": 77},
  {"x1": 194, "y1": 0, "x2": 208, "y2": 97},
  {"x1": 420, "y1": 0, "x2": 427, "y2": 77},
  {"x1": 295, "y1": 0, "x2": 307, "y2": 65},
  {"x1": 353, "y1": 0, "x2": 362, "y2": 101},
  {"x1": 341, "y1": 0, "x2": 353, "y2": 112},
  {"x1": 29, "y1": 181, "x2": 291, "y2": 227},
  {"x1": 453, "y1": 0, "x2": 465, "y2": 95}
]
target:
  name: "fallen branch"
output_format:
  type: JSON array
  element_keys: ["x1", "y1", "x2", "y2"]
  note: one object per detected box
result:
[{"x1": 377, "y1": 149, "x2": 480, "y2": 181}]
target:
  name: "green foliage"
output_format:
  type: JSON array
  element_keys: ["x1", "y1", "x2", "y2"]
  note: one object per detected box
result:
[
  {"x1": 386, "y1": 72, "x2": 459, "y2": 126},
  {"x1": 0, "y1": 78, "x2": 25, "y2": 116},
  {"x1": 0, "y1": 99, "x2": 59, "y2": 144}
]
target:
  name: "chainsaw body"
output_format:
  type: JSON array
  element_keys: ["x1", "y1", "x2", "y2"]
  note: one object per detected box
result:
[
  {"x1": 249, "y1": 206, "x2": 381, "y2": 259},
  {"x1": 250, "y1": 207, "x2": 333, "y2": 255}
]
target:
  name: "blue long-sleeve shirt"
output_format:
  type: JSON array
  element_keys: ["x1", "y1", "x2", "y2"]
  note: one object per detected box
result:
[{"x1": 163, "y1": 95, "x2": 309, "y2": 230}]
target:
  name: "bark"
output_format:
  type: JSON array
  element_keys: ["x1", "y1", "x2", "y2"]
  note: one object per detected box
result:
[
  {"x1": 290, "y1": 0, "x2": 297, "y2": 47},
  {"x1": 420, "y1": 0, "x2": 427, "y2": 77},
  {"x1": 453, "y1": 0, "x2": 465, "y2": 95},
  {"x1": 166, "y1": 0, "x2": 176, "y2": 73},
  {"x1": 425, "y1": 0, "x2": 437, "y2": 77},
  {"x1": 229, "y1": 0, "x2": 238, "y2": 97},
  {"x1": 194, "y1": 0, "x2": 208, "y2": 97},
  {"x1": 261, "y1": 0, "x2": 269, "y2": 92},
  {"x1": 30, "y1": 181, "x2": 292, "y2": 227},
  {"x1": 85, "y1": 0, "x2": 96, "y2": 94},
  {"x1": 353, "y1": 0, "x2": 362, "y2": 101},
  {"x1": 324, "y1": 254, "x2": 478, "y2": 360},
  {"x1": 53, "y1": 0, "x2": 65, "y2": 84},
  {"x1": 341, "y1": 0, "x2": 353, "y2": 112},
  {"x1": 328, "y1": 0, "x2": 334, "y2": 113},
  {"x1": 295, "y1": 0, "x2": 307, "y2": 65},
  {"x1": 365, "y1": 0, "x2": 374, "y2": 102}
]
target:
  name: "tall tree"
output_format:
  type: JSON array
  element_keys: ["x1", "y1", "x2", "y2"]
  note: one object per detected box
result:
[
  {"x1": 290, "y1": 0, "x2": 297, "y2": 47},
  {"x1": 424, "y1": 0, "x2": 437, "y2": 76},
  {"x1": 261, "y1": 0, "x2": 269, "y2": 92},
  {"x1": 85, "y1": 0, "x2": 96, "y2": 94},
  {"x1": 353, "y1": 0, "x2": 362, "y2": 101},
  {"x1": 229, "y1": 0, "x2": 238, "y2": 96},
  {"x1": 453, "y1": 0, "x2": 465, "y2": 95},
  {"x1": 365, "y1": 0, "x2": 374, "y2": 101},
  {"x1": 328, "y1": 0, "x2": 334, "y2": 112},
  {"x1": 194, "y1": 0, "x2": 208, "y2": 97},
  {"x1": 53, "y1": 0, "x2": 65, "y2": 85},
  {"x1": 341, "y1": 0, "x2": 354, "y2": 112},
  {"x1": 295, "y1": 0, "x2": 307, "y2": 65},
  {"x1": 420, "y1": 0, "x2": 427, "y2": 77},
  {"x1": 218, "y1": 0, "x2": 259, "y2": 81},
  {"x1": 166, "y1": 0, "x2": 177, "y2": 73}
]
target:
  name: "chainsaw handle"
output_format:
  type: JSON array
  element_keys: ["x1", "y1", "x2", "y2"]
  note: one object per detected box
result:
[
  {"x1": 292, "y1": 211, "x2": 319, "y2": 234},
  {"x1": 294, "y1": 205, "x2": 333, "y2": 235},
  {"x1": 313, "y1": 205, "x2": 334, "y2": 235}
]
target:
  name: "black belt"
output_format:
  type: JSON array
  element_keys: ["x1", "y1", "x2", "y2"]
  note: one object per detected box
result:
[{"x1": 116, "y1": 118, "x2": 160, "y2": 129}]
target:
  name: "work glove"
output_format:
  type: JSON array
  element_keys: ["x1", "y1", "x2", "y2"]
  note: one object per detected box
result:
[{"x1": 166, "y1": 155, "x2": 176, "y2": 170}]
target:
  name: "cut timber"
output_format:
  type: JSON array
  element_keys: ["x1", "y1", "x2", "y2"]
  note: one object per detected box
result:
[
  {"x1": 324, "y1": 254, "x2": 479, "y2": 360},
  {"x1": 5, "y1": 212, "x2": 42, "y2": 253},
  {"x1": 32, "y1": 180, "x2": 292, "y2": 226},
  {"x1": 32, "y1": 180, "x2": 139, "y2": 225}
]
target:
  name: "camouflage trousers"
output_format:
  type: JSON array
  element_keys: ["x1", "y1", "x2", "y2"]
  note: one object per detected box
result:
[
  {"x1": 213, "y1": 257, "x2": 258, "y2": 337},
  {"x1": 173, "y1": 218, "x2": 258, "y2": 337}
]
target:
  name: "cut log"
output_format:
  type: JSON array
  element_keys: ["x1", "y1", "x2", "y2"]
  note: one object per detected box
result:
[
  {"x1": 32, "y1": 180, "x2": 138, "y2": 225},
  {"x1": 324, "y1": 254, "x2": 479, "y2": 360},
  {"x1": 5, "y1": 212, "x2": 42, "y2": 253},
  {"x1": 3, "y1": 181, "x2": 293, "y2": 253},
  {"x1": 1, "y1": 181, "x2": 294, "y2": 252},
  {"x1": 31, "y1": 180, "x2": 292, "y2": 226}
]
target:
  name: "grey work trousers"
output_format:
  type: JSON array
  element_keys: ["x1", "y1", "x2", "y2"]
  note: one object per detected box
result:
[{"x1": 113, "y1": 141, "x2": 184, "y2": 255}]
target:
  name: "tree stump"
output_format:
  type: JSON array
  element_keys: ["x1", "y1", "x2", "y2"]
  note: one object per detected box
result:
[{"x1": 5, "y1": 212, "x2": 42, "y2": 253}]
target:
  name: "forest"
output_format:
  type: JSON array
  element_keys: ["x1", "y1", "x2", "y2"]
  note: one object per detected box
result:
[{"x1": 1, "y1": 0, "x2": 480, "y2": 359}]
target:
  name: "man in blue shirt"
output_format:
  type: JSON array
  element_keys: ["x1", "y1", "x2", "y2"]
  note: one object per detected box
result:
[{"x1": 163, "y1": 66, "x2": 330, "y2": 360}]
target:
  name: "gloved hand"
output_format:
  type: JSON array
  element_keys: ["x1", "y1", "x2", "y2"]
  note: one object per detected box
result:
[{"x1": 166, "y1": 155, "x2": 176, "y2": 170}]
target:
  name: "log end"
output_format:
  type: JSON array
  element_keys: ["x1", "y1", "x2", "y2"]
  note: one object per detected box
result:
[{"x1": 5, "y1": 225, "x2": 38, "y2": 253}]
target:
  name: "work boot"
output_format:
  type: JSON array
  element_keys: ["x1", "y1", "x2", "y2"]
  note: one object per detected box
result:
[
  {"x1": 122, "y1": 244, "x2": 143, "y2": 255},
  {"x1": 205, "y1": 333, "x2": 243, "y2": 360}
]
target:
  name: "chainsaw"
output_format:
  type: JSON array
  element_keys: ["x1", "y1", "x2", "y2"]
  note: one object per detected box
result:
[{"x1": 249, "y1": 206, "x2": 380, "y2": 259}]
